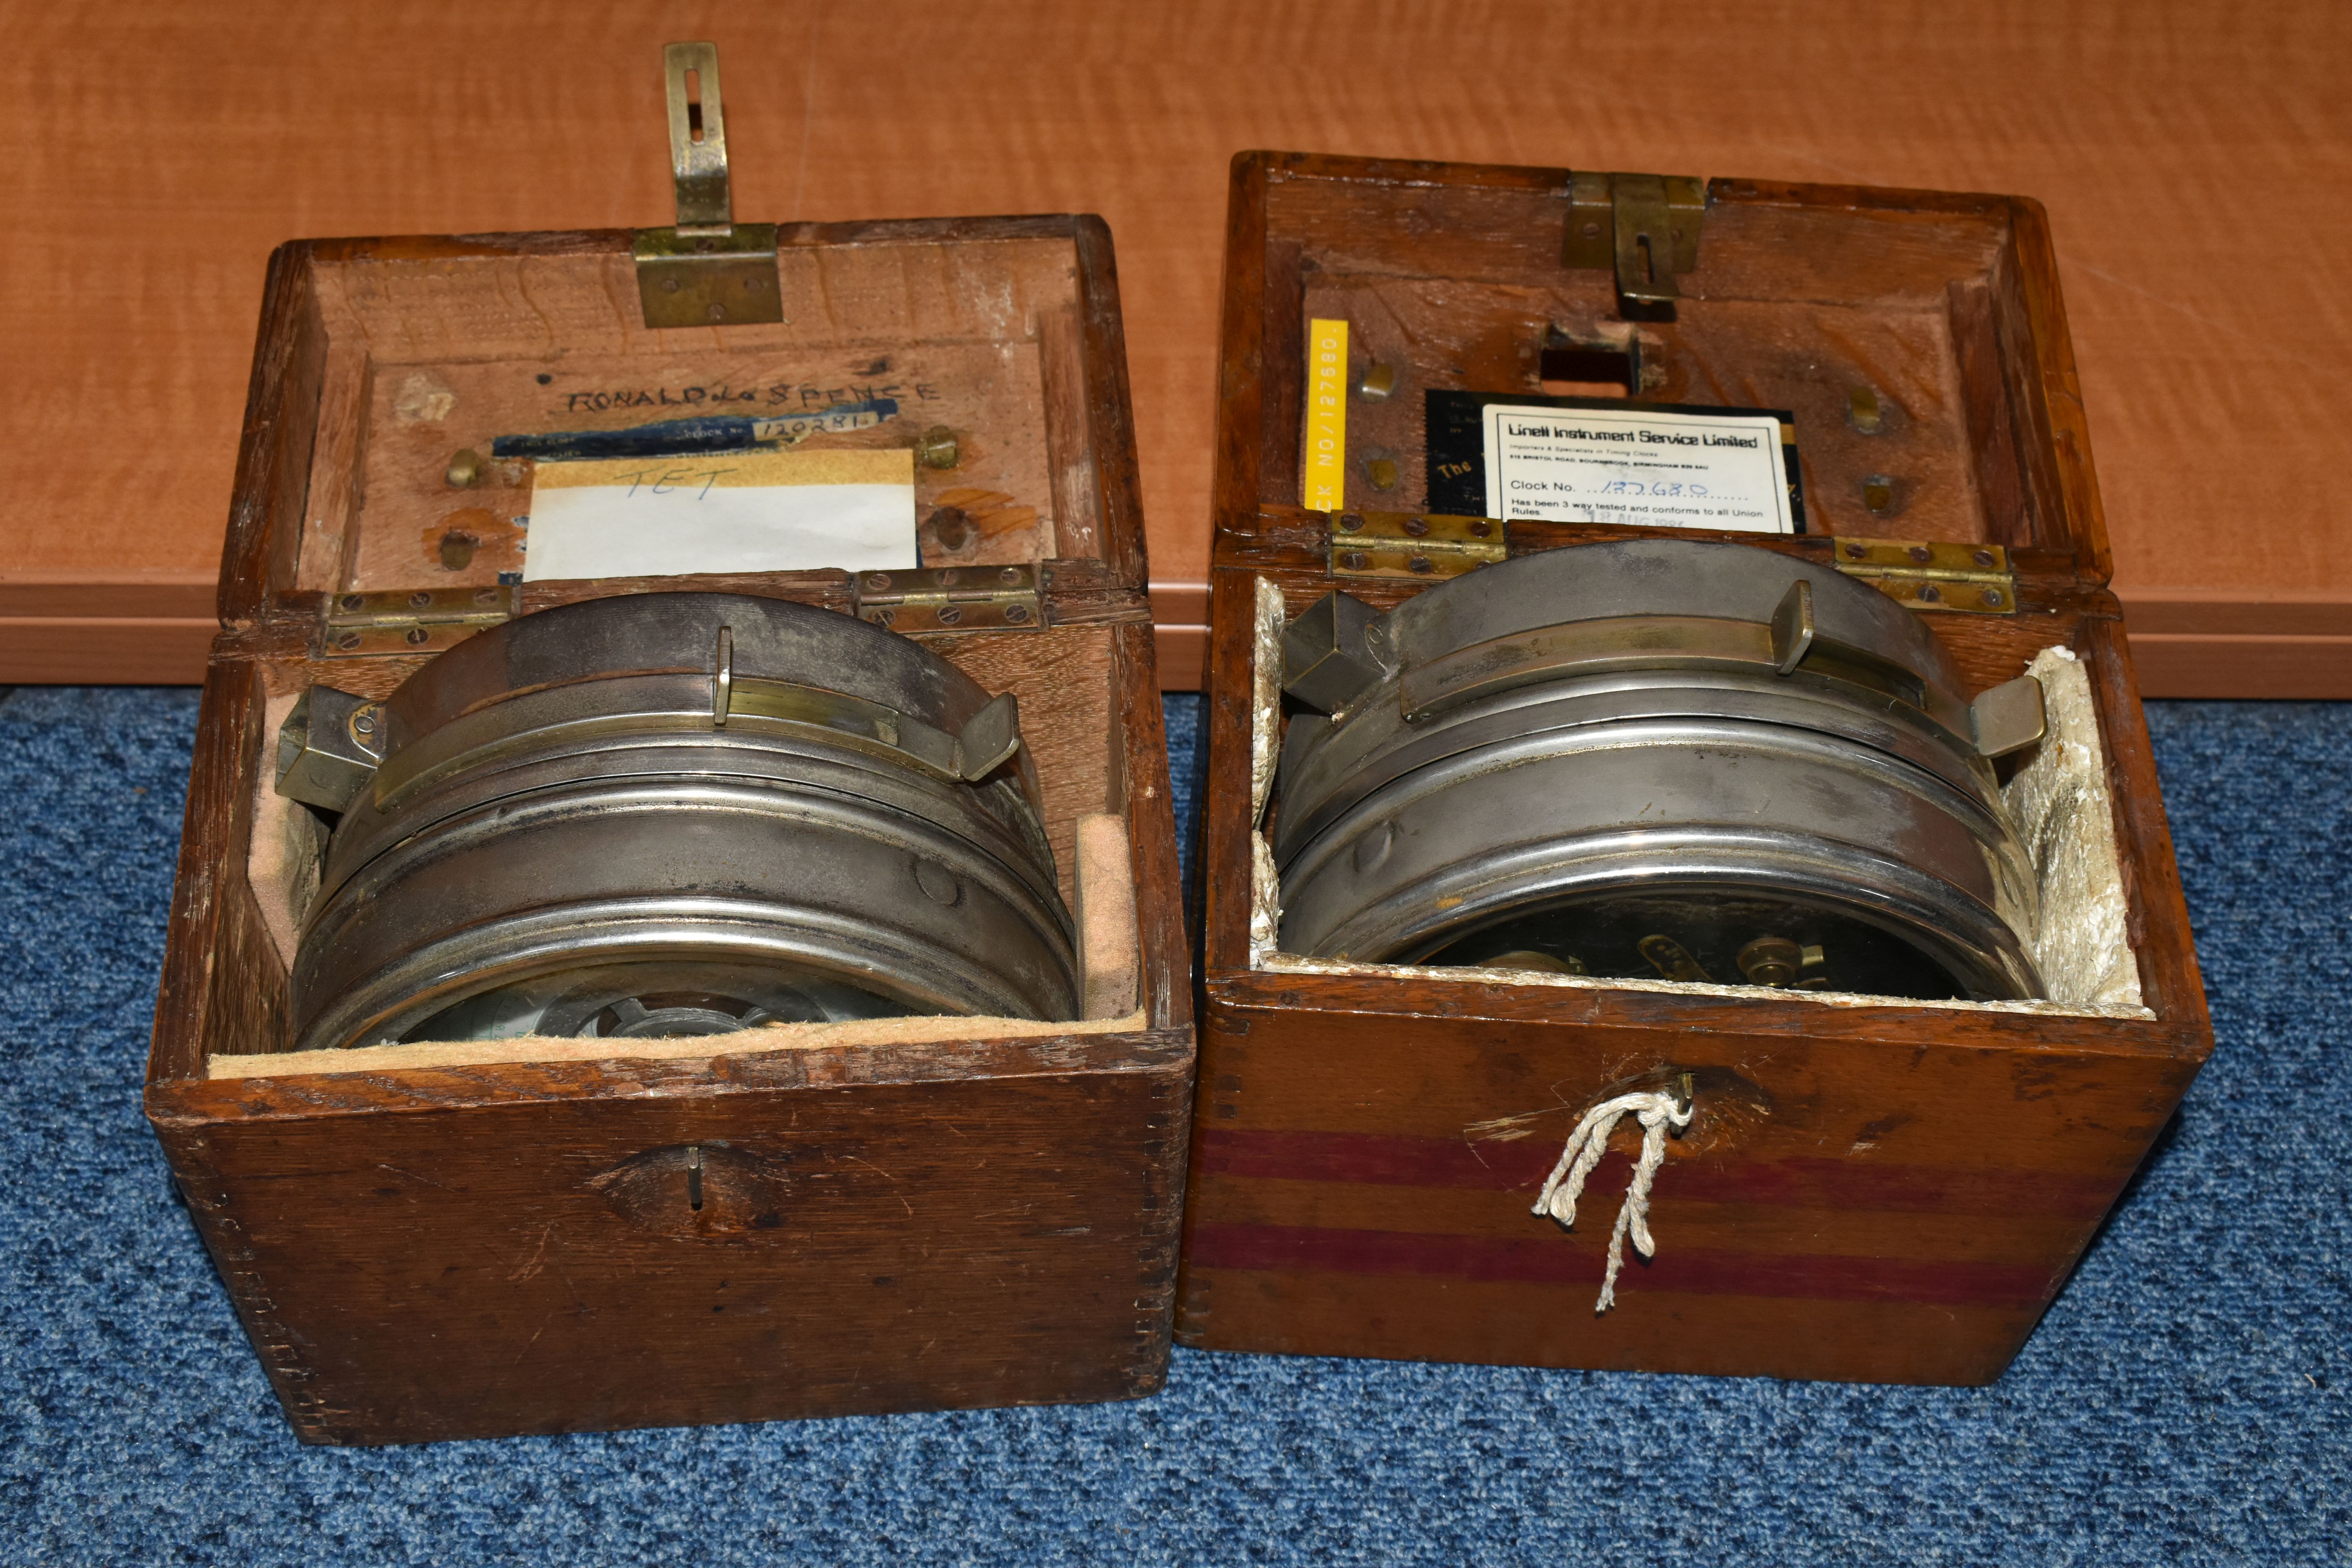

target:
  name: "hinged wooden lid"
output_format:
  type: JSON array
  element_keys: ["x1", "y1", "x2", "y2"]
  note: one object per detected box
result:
[
  {"x1": 215, "y1": 45, "x2": 1150, "y2": 659},
  {"x1": 1211, "y1": 151, "x2": 2112, "y2": 605}
]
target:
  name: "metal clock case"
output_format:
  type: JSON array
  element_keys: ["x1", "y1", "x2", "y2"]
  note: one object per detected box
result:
[
  {"x1": 1271, "y1": 540, "x2": 2051, "y2": 1003},
  {"x1": 274, "y1": 592, "x2": 1079, "y2": 1052}
]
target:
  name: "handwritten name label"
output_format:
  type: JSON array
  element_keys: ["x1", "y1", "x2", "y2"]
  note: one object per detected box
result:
[
  {"x1": 556, "y1": 381, "x2": 942, "y2": 414},
  {"x1": 523, "y1": 448, "x2": 917, "y2": 582}
]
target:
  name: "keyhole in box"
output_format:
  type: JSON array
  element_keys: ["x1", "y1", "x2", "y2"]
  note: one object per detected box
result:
[{"x1": 588, "y1": 1142, "x2": 789, "y2": 1237}]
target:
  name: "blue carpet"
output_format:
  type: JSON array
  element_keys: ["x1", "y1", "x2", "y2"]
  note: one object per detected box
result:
[{"x1": 0, "y1": 686, "x2": 2344, "y2": 1565}]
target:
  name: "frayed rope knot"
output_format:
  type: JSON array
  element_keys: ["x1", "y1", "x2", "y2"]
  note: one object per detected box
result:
[{"x1": 1532, "y1": 1089, "x2": 1693, "y2": 1314}]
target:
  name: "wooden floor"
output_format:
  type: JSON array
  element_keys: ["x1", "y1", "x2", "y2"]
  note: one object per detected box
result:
[{"x1": 4, "y1": 0, "x2": 2347, "y2": 693}]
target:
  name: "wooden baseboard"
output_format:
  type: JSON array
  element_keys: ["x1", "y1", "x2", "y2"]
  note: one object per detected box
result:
[
  {"x1": 4, "y1": 579, "x2": 2342, "y2": 697},
  {"x1": 2117, "y1": 591, "x2": 2352, "y2": 698},
  {"x1": 1147, "y1": 583, "x2": 1207, "y2": 691},
  {"x1": 0, "y1": 618, "x2": 220, "y2": 684},
  {"x1": 2123, "y1": 635, "x2": 2352, "y2": 700}
]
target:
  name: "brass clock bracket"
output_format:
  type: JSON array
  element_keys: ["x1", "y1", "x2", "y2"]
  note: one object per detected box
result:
[
  {"x1": 1564, "y1": 171, "x2": 1707, "y2": 315},
  {"x1": 633, "y1": 42, "x2": 784, "y2": 330}
]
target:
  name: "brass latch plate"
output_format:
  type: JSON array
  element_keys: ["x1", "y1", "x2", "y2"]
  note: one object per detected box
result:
[
  {"x1": 1330, "y1": 511, "x2": 1507, "y2": 581},
  {"x1": 321, "y1": 585, "x2": 517, "y2": 657},
  {"x1": 633, "y1": 42, "x2": 784, "y2": 330},
  {"x1": 1832, "y1": 538, "x2": 2018, "y2": 615},
  {"x1": 853, "y1": 565, "x2": 1042, "y2": 632},
  {"x1": 1564, "y1": 171, "x2": 1706, "y2": 311},
  {"x1": 635, "y1": 224, "x2": 783, "y2": 329}
]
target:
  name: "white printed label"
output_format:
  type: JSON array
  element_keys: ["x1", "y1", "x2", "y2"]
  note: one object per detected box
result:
[
  {"x1": 1481, "y1": 404, "x2": 1793, "y2": 533},
  {"x1": 523, "y1": 448, "x2": 918, "y2": 582}
]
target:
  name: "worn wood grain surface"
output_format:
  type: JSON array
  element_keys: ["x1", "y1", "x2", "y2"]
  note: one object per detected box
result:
[
  {"x1": 144, "y1": 211, "x2": 1194, "y2": 1442},
  {"x1": 1180, "y1": 155, "x2": 2212, "y2": 1383},
  {"x1": 5, "y1": 0, "x2": 2348, "y2": 690}
]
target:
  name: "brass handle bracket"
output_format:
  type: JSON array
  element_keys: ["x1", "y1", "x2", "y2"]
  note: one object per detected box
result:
[
  {"x1": 1564, "y1": 171, "x2": 1707, "y2": 317},
  {"x1": 633, "y1": 42, "x2": 784, "y2": 330}
]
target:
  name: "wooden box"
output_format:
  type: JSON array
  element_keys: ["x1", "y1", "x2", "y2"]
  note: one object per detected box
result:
[
  {"x1": 1178, "y1": 152, "x2": 2211, "y2": 1384},
  {"x1": 143, "y1": 212, "x2": 1193, "y2": 1443}
]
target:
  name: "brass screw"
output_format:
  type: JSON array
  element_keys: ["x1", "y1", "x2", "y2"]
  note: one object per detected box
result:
[
  {"x1": 863, "y1": 573, "x2": 892, "y2": 591},
  {"x1": 1469, "y1": 519, "x2": 1494, "y2": 538},
  {"x1": 1005, "y1": 604, "x2": 1032, "y2": 624},
  {"x1": 1982, "y1": 588, "x2": 2005, "y2": 607},
  {"x1": 1341, "y1": 551, "x2": 1370, "y2": 571},
  {"x1": 1973, "y1": 549, "x2": 1996, "y2": 568},
  {"x1": 916, "y1": 426, "x2": 960, "y2": 470},
  {"x1": 999, "y1": 566, "x2": 1024, "y2": 585},
  {"x1": 1844, "y1": 543, "x2": 1867, "y2": 559},
  {"x1": 1402, "y1": 515, "x2": 1430, "y2": 537},
  {"x1": 1918, "y1": 584, "x2": 1943, "y2": 603},
  {"x1": 1407, "y1": 554, "x2": 1434, "y2": 574},
  {"x1": 1848, "y1": 387, "x2": 1884, "y2": 435},
  {"x1": 936, "y1": 605, "x2": 963, "y2": 626},
  {"x1": 339, "y1": 593, "x2": 365, "y2": 611},
  {"x1": 335, "y1": 631, "x2": 361, "y2": 651},
  {"x1": 445, "y1": 449, "x2": 482, "y2": 488},
  {"x1": 404, "y1": 626, "x2": 431, "y2": 645},
  {"x1": 408, "y1": 591, "x2": 433, "y2": 608}
]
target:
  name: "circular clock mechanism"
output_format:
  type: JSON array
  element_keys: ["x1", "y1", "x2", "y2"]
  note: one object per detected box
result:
[
  {"x1": 275, "y1": 591, "x2": 1076, "y2": 1051},
  {"x1": 1271, "y1": 538, "x2": 2049, "y2": 1002}
]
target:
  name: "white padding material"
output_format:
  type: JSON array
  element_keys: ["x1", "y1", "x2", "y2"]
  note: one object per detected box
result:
[
  {"x1": 2000, "y1": 646, "x2": 2144, "y2": 1008},
  {"x1": 245, "y1": 690, "x2": 324, "y2": 972},
  {"x1": 1247, "y1": 575, "x2": 2152, "y2": 1020}
]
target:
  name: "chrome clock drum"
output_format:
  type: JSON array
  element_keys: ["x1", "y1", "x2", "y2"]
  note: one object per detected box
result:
[
  {"x1": 1272, "y1": 539, "x2": 2050, "y2": 1002},
  {"x1": 276, "y1": 591, "x2": 1076, "y2": 1050}
]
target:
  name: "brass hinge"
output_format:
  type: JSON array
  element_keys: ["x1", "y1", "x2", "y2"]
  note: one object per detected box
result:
[
  {"x1": 853, "y1": 565, "x2": 1042, "y2": 632},
  {"x1": 1564, "y1": 171, "x2": 1707, "y2": 312},
  {"x1": 1329, "y1": 511, "x2": 1508, "y2": 581},
  {"x1": 320, "y1": 585, "x2": 517, "y2": 656},
  {"x1": 633, "y1": 42, "x2": 784, "y2": 330},
  {"x1": 1832, "y1": 538, "x2": 2019, "y2": 615}
]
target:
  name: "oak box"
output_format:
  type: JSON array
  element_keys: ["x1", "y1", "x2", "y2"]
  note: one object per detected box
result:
[
  {"x1": 144, "y1": 67, "x2": 1189, "y2": 1442},
  {"x1": 1178, "y1": 151, "x2": 2211, "y2": 1384}
]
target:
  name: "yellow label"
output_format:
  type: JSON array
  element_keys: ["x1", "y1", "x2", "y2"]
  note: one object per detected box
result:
[
  {"x1": 1302, "y1": 318, "x2": 1349, "y2": 512},
  {"x1": 531, "y1": 446, "x2": 911, "y2": 494}
]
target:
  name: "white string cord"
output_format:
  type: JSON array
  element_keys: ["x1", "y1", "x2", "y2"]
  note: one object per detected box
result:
[{"x1": 1532, "y1": 1089, "x2": 1693, "y2": 1314}]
